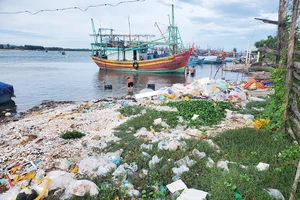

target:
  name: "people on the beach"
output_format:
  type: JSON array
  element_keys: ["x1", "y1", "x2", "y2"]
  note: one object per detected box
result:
[
  {"x1": 190, "y1": 66, "x2": 195, "y2": 76},
  {"x1": 126, "y1": 76, "x2": 134, "y2": 94}
]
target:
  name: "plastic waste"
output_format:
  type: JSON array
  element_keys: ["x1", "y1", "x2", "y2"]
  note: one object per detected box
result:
[
  {"x1": 153, "y1": 118, "x2": 162, "y2": 125},
  {"x1": 0, "y1": 186, "x2": 20, "y2": 200},
  {"x1": 216, "y1": 160, "x2": 229, "y2": 172},
  {"x1": 174, "y1": 156, "x2": 195, "y2": 167},
  {"x1": 172, "y1": 164, "x2": 189, "y2": 175},
  {"x1": 78, "y1": 156, "x2": 116, "y2": 177},
  {"x1": 62, "y1": 180, "x2": 99, "y2": 198},
  {"x1": 192, "y1": 149, "x2": 206, "y2": 159},
  {"x1": 149, "y1": 155, "x2": 162, "y2": 169},
  {"x1": 142, "y1": 151, "x2": 151, "y2": 157},
  {"x1": 57, "y1": 159, "x2": 72, "y2": 170},
  {"x1": 109, "y1": 154, "x2": 121, "y2": 165},
  {"x1": 126, "y1": 189, "x2": 140, "y2": 197},
  {"x1": 191, "y1": 114, "x2": 199, "y2": 120},
  {"x1": 158, "y1": 140, "x2": 169, "y2": 150},
  {"x1": 256, "y1": 162, "x2": 269, "y2": 171},
  {"x1": 206, "y1": 157, "x2": 215, "y2": 168},
  {"x1": 167, "y1": 179, "x2": 188, "y2": 193},
  {"x1": 177, "y1": 188, "x2": 208, "y2": 200},
  {"x1": 43, "y1": 171, "x2": 75, "y2": 192},
  {"x1": 167, "y1": 141, "x2": 178, "y2": 151},
  {"x1": 264, "y1": 188, "x2": 285, "y2": 200},
  {"x1": 141, "y1": 143, "x2": 153, "y2": 150}
]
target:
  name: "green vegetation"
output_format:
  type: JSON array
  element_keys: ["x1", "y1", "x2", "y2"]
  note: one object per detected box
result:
[
  {"x1": 45, "y1": 100, "x2": 299, "y2": 199},
  {"x1": 60, "y1": 130, "x2": 85, "y2": 139}
]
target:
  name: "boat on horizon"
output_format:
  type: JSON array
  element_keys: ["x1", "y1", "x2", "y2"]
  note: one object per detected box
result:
[{"x1": 89, "y1": 5, "x2": 192, "y2": 73}]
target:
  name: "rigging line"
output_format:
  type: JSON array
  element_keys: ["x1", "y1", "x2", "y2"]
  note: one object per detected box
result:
[{"x1": 0, "y1": 0, "x2": 146, "y2": 15}]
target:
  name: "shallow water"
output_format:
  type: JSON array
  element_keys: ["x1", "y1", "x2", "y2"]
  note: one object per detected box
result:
[{"x1": 0, "y1": 50, "x2": 248, "y2": 112}]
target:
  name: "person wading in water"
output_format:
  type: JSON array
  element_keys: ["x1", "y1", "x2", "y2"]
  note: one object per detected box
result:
[{"x1": 126, "y1": 76, "x2": 134, "y2": 94}]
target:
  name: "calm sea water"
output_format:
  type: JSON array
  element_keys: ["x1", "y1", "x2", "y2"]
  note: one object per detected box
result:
[{"x1": 0, "y1": 50, "x2": 248, "y2": 112}]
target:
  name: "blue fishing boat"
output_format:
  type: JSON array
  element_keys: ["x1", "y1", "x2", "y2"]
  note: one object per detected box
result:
[
  {"x1": 187, "y1": 55, "x2": 204, "y2": 66},
  {"x1": 0, "y1": 82, "x2": 15, "y2": 104},
  {"x1": 200, "y1": 56, "x2": 223, "y2": 64}
]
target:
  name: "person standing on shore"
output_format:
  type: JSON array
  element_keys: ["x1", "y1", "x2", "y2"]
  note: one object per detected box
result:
[{"x1": 126, "y1": 76, "x2": 134, "y2": 94}]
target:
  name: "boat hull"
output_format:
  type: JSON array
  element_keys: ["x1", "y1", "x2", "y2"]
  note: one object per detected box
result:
[{"x1": 91, "y1": 48, "x2": 192, "y2": 73}]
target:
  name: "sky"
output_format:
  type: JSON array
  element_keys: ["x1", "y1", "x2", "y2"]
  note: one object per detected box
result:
[{"x1": 0, "y1": 0, "x2": 279, "y2": 52}]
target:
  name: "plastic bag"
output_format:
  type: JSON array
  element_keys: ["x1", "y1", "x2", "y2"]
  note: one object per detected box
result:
[{"x1": 63, "y1": 180, "x2": 99, "y2": 198}]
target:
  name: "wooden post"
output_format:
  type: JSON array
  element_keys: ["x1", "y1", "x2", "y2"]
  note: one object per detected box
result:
[
  {"x1": 282, "y1": 0, "x2": 299, "y2": 132},
  {"x1": 277, "y1": 0, "x2": 286, "y2": 63}
]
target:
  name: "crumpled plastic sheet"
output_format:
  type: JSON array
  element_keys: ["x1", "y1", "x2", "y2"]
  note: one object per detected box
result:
[
  {"x1": 78, "y1": 156, "x2": 117, "y2": 177},
  {"x1": 61, "y1": 180, "x2": 99, "y2": 199}
]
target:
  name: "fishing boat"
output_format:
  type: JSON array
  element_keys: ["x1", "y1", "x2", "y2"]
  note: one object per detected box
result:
[
  {"x1": 0, "y1": 82, "x2": 15, "y2": 104},
  {"x1": 90, "y1": 5, "x2": 192, "y2": 73},
  {"x1": 187, "y1": 55, "x2": 205, "y2": 66},
  {"x1": 200, "y1": 56, "x2": 224, "y2": 64}
]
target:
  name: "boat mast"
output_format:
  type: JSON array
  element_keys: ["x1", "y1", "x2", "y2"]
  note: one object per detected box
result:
[
  {"x1": 90, "y1": 18, "x2": 97, "y2": 54},
  {"x1": 172, "y1": 4, "x2": 176, "y2": 54}
]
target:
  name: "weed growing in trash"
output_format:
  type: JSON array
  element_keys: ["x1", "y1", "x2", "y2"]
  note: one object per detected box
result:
[
  {"x1": 117, "y1": 105, "x2": 149, "y2": 117},
  {"x1": 60, "y1": 130, "x2": 85, "y2": 139},
  {"x1": 166, "y1": 100, "x2": 238, "y2": 127}
]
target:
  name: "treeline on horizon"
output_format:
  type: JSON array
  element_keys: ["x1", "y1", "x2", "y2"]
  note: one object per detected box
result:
[{"x1": 0, "y1": 44, "x2": 90, "y2": 51}]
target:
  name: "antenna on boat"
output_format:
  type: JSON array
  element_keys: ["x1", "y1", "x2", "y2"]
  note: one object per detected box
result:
[{"x1": 128, "y1": 15, "x2": 131, "y2": 42}]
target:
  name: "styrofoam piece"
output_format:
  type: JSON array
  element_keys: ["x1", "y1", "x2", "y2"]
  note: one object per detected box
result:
[
  {"x1": 177, "y1": 188, "x2": 208, "y2": 200},
  {"x1": 134, "y1": 91, "x2": 159, "y2": 99},
  {"x1": 166, "y1": 179, "x2": 187, "y2": 193}
]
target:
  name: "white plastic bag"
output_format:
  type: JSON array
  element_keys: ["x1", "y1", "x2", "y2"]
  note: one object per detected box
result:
[{"x1": 63, "y1": 180, "x2": 99, "y2": 198}]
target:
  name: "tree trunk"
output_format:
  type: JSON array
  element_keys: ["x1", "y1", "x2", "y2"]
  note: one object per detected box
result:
[
  {"x1": 277, "y1": 0, "x2": 286, "y2": 63},
  {"x1": 282, "y1": 0, "x2": 299, "y2": 133}
]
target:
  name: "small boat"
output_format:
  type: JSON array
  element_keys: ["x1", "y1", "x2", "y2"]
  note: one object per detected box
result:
[
  {"x1": 187, "y1": 55, "x2": 205, "y2": 66},
  {"x1": 90, "y1": 5, "x2": 191, "y2": 73},
  {"x1": 0, "y1": 82, "x2": 15, "y2": 104},
  {"x1": 200, "y1": 56, "x2": 224, "y2": 64},
  {"x1": 61, "y1": 50, "x2": 66, "y2": 55}
]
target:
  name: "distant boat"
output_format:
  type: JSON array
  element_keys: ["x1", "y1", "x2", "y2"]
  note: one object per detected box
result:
[
  {"x1": 0, "y1": 82, "x2": 15, "y2": 104},
  {"x1": 200, "y1": 56, "x2": 223, "y2": 64},
  {"x1": 187, "y1": 55, "x2": 205, "y2": 66},
  {"x1": 89, "y1": 5, "x2": 192, "y2": 73},
  {"x1": 61, "y1": 50, "x2": 66, "y2": 55}
]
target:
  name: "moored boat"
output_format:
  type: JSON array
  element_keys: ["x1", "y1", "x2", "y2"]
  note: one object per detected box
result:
[
  {"x1": 200, "y1": 56, "x2": 224, "y2": 64},
  {"x1": 90, "y1": 5, "x2": 191, "y2": 73}
]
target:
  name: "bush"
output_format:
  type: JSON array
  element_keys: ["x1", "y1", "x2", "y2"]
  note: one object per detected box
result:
[{"x1": 60, "y1": 130, "x2": 85, "y2": 139}]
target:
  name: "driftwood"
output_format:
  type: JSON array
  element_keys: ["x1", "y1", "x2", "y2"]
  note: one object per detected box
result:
[
  {"x1": 289, "y1": 161, "x2": 300, "y2": 200},
  {"x1": 258, "y1": 45, "x2": 279, "y2": 55},
  {"x1": 248, "y1": 66, "x2": 274, "y2": 72},
  {"x1": 258, "y1": 46, "x2": 300, "y2": 56},
  {"x1": 292, "y1": 86, "x2": 300, "y2": 97},
  {"x1": 290, "y1": 116, "x2": 300, "y2": 134},
  {"x1": 291, "y1": 100, "x2": 300, "y2": 121},
  {"x1": 293, "y1": 71, "x2": 300, "y2": 80}
]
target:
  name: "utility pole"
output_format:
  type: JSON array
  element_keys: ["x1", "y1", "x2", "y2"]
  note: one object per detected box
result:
[{"x1": 277, "y1": 0, "x2": 286, "y2": 63}]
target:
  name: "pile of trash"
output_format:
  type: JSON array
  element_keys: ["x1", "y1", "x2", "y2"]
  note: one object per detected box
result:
[
  {"x1": 135, "y1": 77, "x2": 271, "y2": 105},
  {"x1": 0, "y1": 77, "x2": 274, "y2": 199}
]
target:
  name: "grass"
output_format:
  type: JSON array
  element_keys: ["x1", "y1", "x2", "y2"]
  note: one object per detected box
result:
[
  {"x1": 60, "y1": 130, "x2": 85, "y2": 139},
  {"x1": 46, "y1": 101, "x2": 299, "y2": 200}
]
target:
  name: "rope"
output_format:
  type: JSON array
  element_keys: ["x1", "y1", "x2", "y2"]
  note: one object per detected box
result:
[{"x1": 0, "y1": 0, "x2": 146, "y2": 15}]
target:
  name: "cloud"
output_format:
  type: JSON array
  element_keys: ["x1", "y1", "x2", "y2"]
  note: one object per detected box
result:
[{"x1": 0, "y1": 0, "x2": 279, "y2": 51}]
